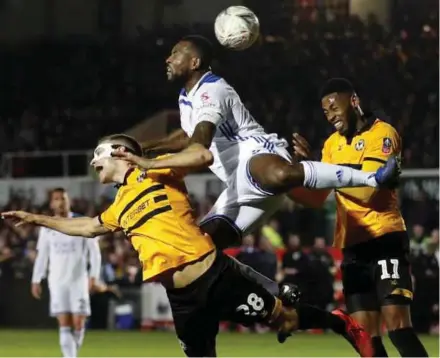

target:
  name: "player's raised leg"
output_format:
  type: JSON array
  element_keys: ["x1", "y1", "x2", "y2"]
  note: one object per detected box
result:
[
  {"x1": 213, "y1": 254, "x2": 374, "y2": 357},
  {"x1": 248, "y1": 152, "x2": 398, "y2": 198}
]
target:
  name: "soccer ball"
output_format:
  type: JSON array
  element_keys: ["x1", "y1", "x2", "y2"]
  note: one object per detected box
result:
[{"x1": 214, "y1": 6, "x2": 260, "y2": 50}]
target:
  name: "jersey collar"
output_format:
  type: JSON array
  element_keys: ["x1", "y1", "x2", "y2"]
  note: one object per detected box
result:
[
  {"x1": 114, "y1": 167, "x2": 136, "y2": 188},
  {"x1": 180, "y1": 71, "x2": 220, "y2": 97}
]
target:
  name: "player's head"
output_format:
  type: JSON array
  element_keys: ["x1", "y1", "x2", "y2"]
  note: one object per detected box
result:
[
  {"x1": 91, "y1": 133, "x2": 142, "y2": 184},
  {"x1": 49, "y1": 187, "x2": 70, "y2": 216},
  {"x1": 320, "y1": 78, "x2": 363, "y2": 136},
  {"x1": 166, "y1": 35, "x2": 213, "y2": 83}
]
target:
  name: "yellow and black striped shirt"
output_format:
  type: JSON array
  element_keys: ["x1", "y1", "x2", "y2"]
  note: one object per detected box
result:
[{"x1": 99, "y1": 165, "x2": 215, "y2": 281}]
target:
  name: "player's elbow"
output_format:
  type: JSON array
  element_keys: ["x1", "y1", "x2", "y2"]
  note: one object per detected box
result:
[
  {"x1": 84, "y1": 224, "x2": 103, "y2": 238},
  {"x1": 199, "y1": 149, "x2": 214, "y2": 166},
  {"x1": 189, "y1": 144, "x2": 214, "y2": 166}
]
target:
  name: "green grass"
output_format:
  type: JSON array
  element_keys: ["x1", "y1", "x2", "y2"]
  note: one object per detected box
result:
[{"x1": 0, "y1": 330, "x2": 438, "y2": 357}]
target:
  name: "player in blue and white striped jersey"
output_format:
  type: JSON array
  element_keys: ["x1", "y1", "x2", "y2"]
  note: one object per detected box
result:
[
  {"x1": 31, "y1": 188, "x2": 101, "y2": 358},
  {"x1": 141, "y1": 35, "x2": 399, "y2": 309}
]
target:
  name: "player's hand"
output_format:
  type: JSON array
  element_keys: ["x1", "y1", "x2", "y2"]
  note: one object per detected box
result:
[
  {"x1": 292, "y1": 133, "x2": 311, "y2": 160},
  {"x1": 1, "y1": 211, "x2": 36, "y2": 227},
  {"x1": 31, "y1": 283, "x2": 42, "y2": 300},
  {"x1": 88, "y1": 277, "x2": 97, "y2": 293}
]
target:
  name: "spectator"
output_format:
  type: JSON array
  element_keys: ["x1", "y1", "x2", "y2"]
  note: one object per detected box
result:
[
  {"x1": 261, "y1": 219, "x2": 284, "y2": 249},
  {"x1": 281, "y1": 233, "x2": 311, "y2": 298},
  {"x1": 410, "y1": 224, "x2": 431, "y2": 256},
  {"x1": 307, "y1": 237, "x2": 335, "y2": 310},
  {"x1": 411, "y1": 238, "x2": 440, "y2": 333}
]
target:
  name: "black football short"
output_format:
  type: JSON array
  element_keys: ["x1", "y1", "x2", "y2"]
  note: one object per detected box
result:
[
  {"x1": 166, "y1": 250, "x2": 276, "y2": 357},
  {"x1": 341, "y1": 231, "x2": 413, "y2": 314}
]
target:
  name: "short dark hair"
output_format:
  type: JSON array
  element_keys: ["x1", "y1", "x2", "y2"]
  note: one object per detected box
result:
[
  {"x1": 181, "y1": 35, "x2": 213, "y2": 70},
  {"x1": 320, "y1": 78, "x2": 355, "y2": 98},
  {"x1": 49, "y1": 187, "x2": 66, "y2": 200},
  {"x1": 99, "y1": 133, "x2": 143, "y2": 156}
]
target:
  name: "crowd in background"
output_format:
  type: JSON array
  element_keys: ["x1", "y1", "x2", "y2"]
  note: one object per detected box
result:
[{"x1": 0, "y1": 2, "x2": 438, "y2": 168}]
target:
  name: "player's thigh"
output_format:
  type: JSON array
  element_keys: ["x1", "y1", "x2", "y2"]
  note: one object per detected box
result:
[
  {"x1": 244, "y1": 143, "x2": 294, "y2": 193},
  {"x1": 200, "y1": 190, "x2": 284, "y2": 248},
  {"x1": 375, "y1": 258, "x2": 413, "y2": 331},
  {"x1": 372, "y1": 233, "x2": 413, "y2": 330},
  {"x1": 211, "y1": 254, "x2": 277, "y2": 326},
  {"x1": 341, "y1": 257, "x2": 380, "y2": 314},
  {"x1": 70, "y1": 282, "x2": 91, "y2": 318},
  {"x1": 199, "y1": 190, "x2": 242, "y2": 249},
  {"x1": 50, "y1": 286, "x2": 71, "y2": 318}
]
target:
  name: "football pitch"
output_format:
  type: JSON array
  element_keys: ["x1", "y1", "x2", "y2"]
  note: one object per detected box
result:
[{"x1": 0, "y1": 330, "x2": 438, "y2": 357}]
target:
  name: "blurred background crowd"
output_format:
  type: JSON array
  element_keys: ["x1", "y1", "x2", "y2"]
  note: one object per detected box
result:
[
  {"x1": 0, "y1": 0, "x2": 438, "y2": 334},
  {"x1": 0, "y1": 0, "x2": 438, "y2": 167}
]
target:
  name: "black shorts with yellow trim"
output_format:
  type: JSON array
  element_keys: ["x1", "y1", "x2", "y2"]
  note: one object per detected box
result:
[
  {"x1": 166, "y1": 250, "x2": 277, "y2": 357},
  {"x1": 341, "y1": 231, "x2": 413, "y2": 313}
]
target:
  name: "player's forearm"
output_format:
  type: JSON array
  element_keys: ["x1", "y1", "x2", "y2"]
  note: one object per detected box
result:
[
  {"x1": 88, "y1": 240, "x2": 102, "y2": 280},
  {"x1": 288, "y1": 188, "x2": 331, "y2": 208},
  {"x1": 33, "y1": 215, "x2": 98, "y2": 238},
  {"x1": 142, "y1": 144, "x2": 214, "y2": 171},
  {"x1": 31, "y1": 255, "x2": 48, "y2": 283},
  {"x1": 142, "y1": 129, "x2": 190, "y2": 153}
]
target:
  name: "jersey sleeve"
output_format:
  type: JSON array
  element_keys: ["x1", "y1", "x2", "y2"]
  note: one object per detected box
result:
[
  {"x1": 32, "y1": 229, "x2": 50, "y2": 283},
  {"x1": 362, "y1": 125, "x2": 401, "y2": 170},
  {"x1": 98, "y1": 204, "x2": 120, "y2": 232},
  {"x1": 192, "y1": 84, "x2": 228, "y2": 126},
  {"x1": 87, "y1": 238, "x2": 102, "y2": 281}
]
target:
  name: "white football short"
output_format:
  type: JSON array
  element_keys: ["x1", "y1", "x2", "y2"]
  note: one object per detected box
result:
[
  {"x1": 49, "y1": 280, "x2": 90, "y2": 317},
  {"x1": 200, "y1": 137, "x2": 292, "y2": 236}
]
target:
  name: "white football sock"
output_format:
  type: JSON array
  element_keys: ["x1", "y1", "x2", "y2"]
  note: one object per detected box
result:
[
  {"x1": 301, "y1": 161, "x2": 378, "y2": 189},
  {"x1": 59, "y1": 327, "x2": 77, "y2": 358},
  {"x1": 74, "y1": 328, "x2": 85, "y2": 349}
]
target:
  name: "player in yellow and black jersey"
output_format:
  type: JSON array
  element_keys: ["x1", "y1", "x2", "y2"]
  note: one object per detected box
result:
[
  {"x1": 2, "y1": 133, "x2": 374, "y2": 357},
  {"x1": 290, "y1": 78, "x2": 428, "y2": 357}
]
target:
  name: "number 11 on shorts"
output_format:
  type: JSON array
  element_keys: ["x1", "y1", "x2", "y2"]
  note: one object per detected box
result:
[{"x1": 378, "y1": 259, "x2": 400, "y2": 280}]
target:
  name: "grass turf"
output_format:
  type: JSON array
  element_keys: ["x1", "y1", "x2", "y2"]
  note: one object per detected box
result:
[{"x1": 0, "y1": 330, "x2": 438, "y2": 357}]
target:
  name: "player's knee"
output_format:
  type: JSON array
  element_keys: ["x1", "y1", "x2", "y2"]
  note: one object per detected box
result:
[
  {"x1": 350, "y1": 311, "x2": 381, "y2": 336},
  {"x1": 73, "y1": 320, "x2": 84, "y2": 332},
  {"x1": 57, "y1": 314, "x2": 73, "y2": 327},
  {"x1": 264, "y1": 166, "x2": 301, "y2": 191},
  {"x1": 200, "y1": 218, "x2": 242, "y2": 249},
  {"x1": 382, "y1": 301, "x2": 412, "y2": 331}
]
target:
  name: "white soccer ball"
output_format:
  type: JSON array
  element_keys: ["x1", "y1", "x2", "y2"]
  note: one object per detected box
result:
[{"x1": 214, "y1": 6, "x2": 260, "y2": 50}]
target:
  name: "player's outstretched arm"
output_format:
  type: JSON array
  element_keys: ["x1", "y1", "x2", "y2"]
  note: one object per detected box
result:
[
  {"x1": 141, "y1": 129, "x2": 190, "y2": 153},
  {"x1": 114, "y1": 144, "x2": 213, "y2": 172},
  {"x1": 113, "y1": 122, "x2": 216, "y2": 172},
  {"x1": 1, "y1": 211, "x2": 109, "y2": 238}
]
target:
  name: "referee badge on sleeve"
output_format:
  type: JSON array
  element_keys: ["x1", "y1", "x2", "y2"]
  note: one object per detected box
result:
[{"x1": 382, "y1": 137, "x2": 392, "y2": 154}]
